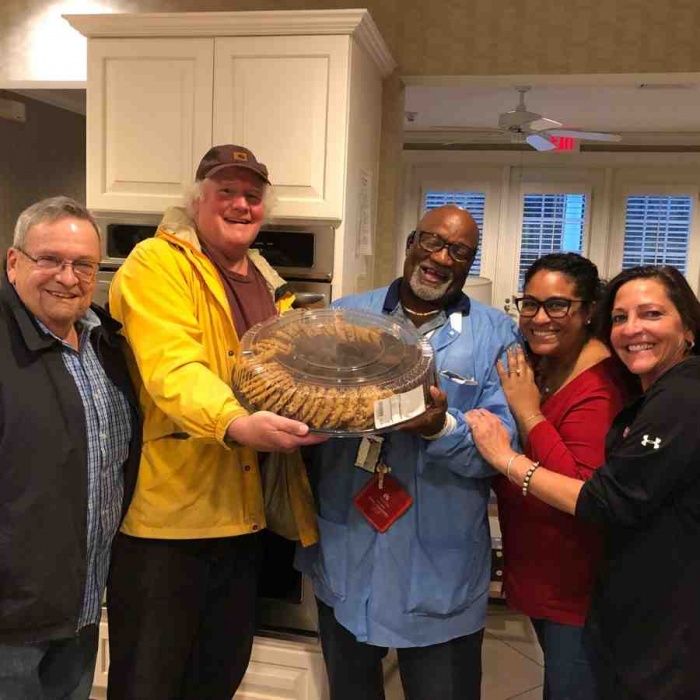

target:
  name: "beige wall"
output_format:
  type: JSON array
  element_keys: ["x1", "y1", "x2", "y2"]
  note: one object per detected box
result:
[
  {"x1": 3, "y1": 0, "x2": 700, "y2": 82},
  {"x1": 4, "y1": 0, "x2": 697, "y2": 281},
  {"x1": 0, "y1": 92, "x2": 85, "y2": 252}
]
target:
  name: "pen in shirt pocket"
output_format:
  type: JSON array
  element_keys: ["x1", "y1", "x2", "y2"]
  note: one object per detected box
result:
[{"x1": 439, "y1": 369, "x2": 479, "y2": 386}]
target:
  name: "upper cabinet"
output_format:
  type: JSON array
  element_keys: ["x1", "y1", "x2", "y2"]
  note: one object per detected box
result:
[
  {"x1": 86, "y1": 38, "x2": 214, "y2": 213},
  {"x1": 213, "y1": 35, "x2": 349, "y2": 220},
  {"x1": 67, "y1": 11, "x2": 396, "y2": 221}
]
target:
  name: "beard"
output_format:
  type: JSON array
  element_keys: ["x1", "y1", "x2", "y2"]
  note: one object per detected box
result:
[{"x1": 408, "y1": 264, "x2": 454, "y2": 301}]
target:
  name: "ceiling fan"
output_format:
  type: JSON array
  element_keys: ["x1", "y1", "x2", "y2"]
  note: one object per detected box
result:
[
  {"x1": 496, "y1": 86, "x2": 622, "y2": 151},
  {"x1": 405, "y1": 87, "x2": 625, "y2": 149}
]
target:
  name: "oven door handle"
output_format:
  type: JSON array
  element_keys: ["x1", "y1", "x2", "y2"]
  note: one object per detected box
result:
[{"x1": 292, "y1": 292, "x2": 326, "y2": 307}]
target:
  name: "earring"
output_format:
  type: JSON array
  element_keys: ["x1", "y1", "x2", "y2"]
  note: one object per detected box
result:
[
  {"x1": 585, "y1": 319, "x2": 592, "y2": 326},
  {"x1": 687, "y1": 338, "x2": 695, "y2": 351}
]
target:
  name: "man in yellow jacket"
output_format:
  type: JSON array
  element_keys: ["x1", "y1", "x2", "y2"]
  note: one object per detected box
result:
[{"x1": 106, "y1": 145, "x2": 326, "y2": 700}]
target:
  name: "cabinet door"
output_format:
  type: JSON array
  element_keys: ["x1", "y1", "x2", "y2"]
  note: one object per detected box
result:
[
  {"x1": 214, "y1": 36, "x2": 349, "y2": 221},
  {"x1": 87, "y1": 38, "x2": 213, "y2": 212}
]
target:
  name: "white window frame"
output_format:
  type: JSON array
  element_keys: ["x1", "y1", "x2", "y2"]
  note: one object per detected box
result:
[
  {"x1": 509, "y1": 181, "x2": 594, "y2": 294},
  {"x1": 609, "y1": 182, "x2": 700, "y2": 291},
  {"x1": 400, "y1": 152, "x2": 700, "y2": 307},
  {"x1": 398, "y1": 164, "x2": 506, "y2": 284}
]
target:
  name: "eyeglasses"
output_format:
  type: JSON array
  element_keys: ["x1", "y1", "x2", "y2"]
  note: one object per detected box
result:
[
  {"x1": 16, "y1": 248, "x2": 99, "y2": 282},
  {"x1": 412, "y1": 230, "x2": 476, "y2": 264},
  {"x1": 514, "y1": 296, "x2": 587, "y2": 319}
]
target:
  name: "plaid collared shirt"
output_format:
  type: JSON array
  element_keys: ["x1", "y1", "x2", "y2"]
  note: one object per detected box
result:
[{"x1": 37, "y1": 309, "x2": 132, "y2": 629}]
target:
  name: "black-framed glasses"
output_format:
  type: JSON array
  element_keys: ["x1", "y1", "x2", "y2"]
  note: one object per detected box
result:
[
  {"x1": 412, "y1": 230, "x2": 476, "y2": 263},
  {"x1": 514, "y1": 296, "x2": 587, "y2": 319},
  {"x1": 16, "y1": 247, "x2": 99, "y2": 282}
]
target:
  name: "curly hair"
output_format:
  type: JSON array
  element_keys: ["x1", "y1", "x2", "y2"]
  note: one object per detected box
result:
[
  {"x1": 523, "y1": 252, "x2": 603, "y2": 306},
  {"x1": 182, "y1": 179, "x2": 277, "y2": 221}
]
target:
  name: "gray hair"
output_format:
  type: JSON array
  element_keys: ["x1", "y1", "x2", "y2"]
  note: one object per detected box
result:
[
  {"x1": 13, "y1": 196, "x2": 100, "y2": 248},
  {"x1": 183, "y1": 179, "x2": 277, "y2": 221}
]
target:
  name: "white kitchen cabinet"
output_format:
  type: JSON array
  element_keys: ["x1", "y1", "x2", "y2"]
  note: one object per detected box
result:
[
  {"x1": 213, "y1": 35, "x2": 349, "y2": 221},
  {"x1": 86, "y1": 38, "x2": 214, "y2": 213},
  {"x1": 69, "y1": 11, "x2": 396, "y2": 223}
]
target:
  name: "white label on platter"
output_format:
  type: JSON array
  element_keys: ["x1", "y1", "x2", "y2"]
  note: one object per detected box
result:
[{"x1": 374, "y1": 385, "x2": 426, "y2": 430}]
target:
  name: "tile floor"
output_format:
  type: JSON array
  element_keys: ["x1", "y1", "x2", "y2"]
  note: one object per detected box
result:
[{"x1": 383, "y1": 603, "x2": 544, "y2": 700}]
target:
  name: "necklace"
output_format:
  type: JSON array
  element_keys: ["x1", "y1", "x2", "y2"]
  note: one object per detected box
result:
[{"x1": 402, "y1": 304, "x2": 441, "y2": 317}]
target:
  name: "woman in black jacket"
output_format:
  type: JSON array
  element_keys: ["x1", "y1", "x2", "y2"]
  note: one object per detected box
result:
[{"x1": 466, "y1": 265, "x2": 700, "y2": 700}]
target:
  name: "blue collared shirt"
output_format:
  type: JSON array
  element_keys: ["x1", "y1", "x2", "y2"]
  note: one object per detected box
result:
[
  {"x1": 296, "y1": 281, "x2": 519, "y2": 647},
  {"x1": 37, "y1": 309, "x2": 132, "y2": 630}
]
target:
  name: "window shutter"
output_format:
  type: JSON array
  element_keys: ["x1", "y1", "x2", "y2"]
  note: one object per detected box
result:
[
  {"x1": 622, "y1": 195, "x2": 693, "y2": 273},
  {"x1": 423, "y1": 191, "x2": 485, "y2": 275},
  {"x1": 518, "y1": 193, "x2": 586, "y2": 290}
]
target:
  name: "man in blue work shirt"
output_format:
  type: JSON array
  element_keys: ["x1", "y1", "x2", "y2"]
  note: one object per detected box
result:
[{"x1": 296, "y1": 204, "x2": 518, "y2": 700}]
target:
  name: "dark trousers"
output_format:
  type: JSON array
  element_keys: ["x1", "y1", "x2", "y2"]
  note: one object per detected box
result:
[
  {"x1": 0, "y1": 625, "x2": 98, "y2": 700},
  {"x1": 106, "y1": 532, "x2": 263, "y2": 700},
  {"x1": 317, "y1": 600, "x2": 484, "y2": 700}
]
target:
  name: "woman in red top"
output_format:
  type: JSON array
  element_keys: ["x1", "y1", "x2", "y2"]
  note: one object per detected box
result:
[{"x1": 493, "y1": 253, "x2": 628, "y2": 700}]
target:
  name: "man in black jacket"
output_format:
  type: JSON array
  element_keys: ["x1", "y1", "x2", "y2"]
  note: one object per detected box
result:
[{"x1": 0, "y1": 196, "x2": 141, "y2": 700}]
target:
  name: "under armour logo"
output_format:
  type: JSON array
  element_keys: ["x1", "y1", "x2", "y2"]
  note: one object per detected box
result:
[{"x1": 641, "y1": 435, "x2": 662, "y2": 449}]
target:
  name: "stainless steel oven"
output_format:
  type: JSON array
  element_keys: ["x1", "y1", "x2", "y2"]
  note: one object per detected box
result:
[
  {"x1": 257, "y1": 530, "x2": 319, "y2": 636},
  {"x1": 250, "y1": 224, "x2": 334, "y2": 309},
  {"x1": 92, "y1": 214, "x2": 334, "y2": 310},
  {"x1": 250, "y1": 224, "x2": 334, "y2": 635},
  {"x1": 94, "y1": 261, "x2": 120, "y2": 309},
  {"x1": 93, "y1": 211, "x2": 161, "y2": 267}
]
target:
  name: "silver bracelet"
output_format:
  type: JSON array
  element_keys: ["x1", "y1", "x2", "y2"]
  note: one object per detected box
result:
[{"x1": 504, "y1": 453, "x2": 519, "y2": 483}]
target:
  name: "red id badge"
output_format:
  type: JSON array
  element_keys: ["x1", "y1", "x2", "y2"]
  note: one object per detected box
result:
[{"x1": 353, "y1": 474, "x2": 413, "y2": 532}]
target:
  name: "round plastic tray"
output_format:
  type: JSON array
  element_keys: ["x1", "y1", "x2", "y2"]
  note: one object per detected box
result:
[{"x1": 232, "y1": 307, "x2": 435, "y2": 435}]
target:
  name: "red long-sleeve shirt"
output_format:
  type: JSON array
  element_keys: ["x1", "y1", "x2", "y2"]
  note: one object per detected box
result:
[{"x1": 493, "y1": 357, "x2": 628, "y2": 626}]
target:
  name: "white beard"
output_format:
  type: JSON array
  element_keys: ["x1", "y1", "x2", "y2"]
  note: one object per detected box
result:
[{"x1": 409, "y1": 266, "x2": 453, "y2": 301}]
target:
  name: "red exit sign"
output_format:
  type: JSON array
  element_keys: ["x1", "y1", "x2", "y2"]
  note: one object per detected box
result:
[{"x1": 550, "y1": 136, "x2": 579, "y2": 152}]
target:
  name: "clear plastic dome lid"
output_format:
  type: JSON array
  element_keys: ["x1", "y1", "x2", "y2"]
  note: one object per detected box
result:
[{"x1": 232, "y1": 308, "x2": 435, "y2": 435}]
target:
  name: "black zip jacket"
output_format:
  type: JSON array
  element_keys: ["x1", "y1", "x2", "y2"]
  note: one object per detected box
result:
[
  {"x1": 577, "y1": 357, "x2": 700, "y2": 699},
  {"x1": 0, "y1": 279, "x2": 141, "y2": 644}
]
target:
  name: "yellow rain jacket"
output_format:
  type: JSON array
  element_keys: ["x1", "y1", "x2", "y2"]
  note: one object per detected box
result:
[{"x1": 109, "y1": 207, "x2": 318, "y2": 545}]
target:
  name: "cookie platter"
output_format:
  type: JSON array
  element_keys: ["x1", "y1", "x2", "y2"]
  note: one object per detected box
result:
[{"x1": 232, "y1": 308, "x2": 434, "y2": 435}]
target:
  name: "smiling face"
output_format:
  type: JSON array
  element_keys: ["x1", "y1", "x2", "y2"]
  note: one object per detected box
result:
[
  {"x1": 520, "y1": 270, "x2": 591, "y2": 359},
  {"x1": 193, "y1": 167, "x2": 266, "y2": 261},
  {"x1": 6, "y1": 216, "x2": 100, "y2": 339},
  {"x1": 610, "y1": 277, "x2": 693, "y2": 390},
  {"x1": 403, "y1": 206, "x2": 478, "y2": 306}
]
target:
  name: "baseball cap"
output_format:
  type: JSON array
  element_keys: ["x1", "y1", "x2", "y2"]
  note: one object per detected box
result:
[{"x1": 195, "y1": 144, "x2": 271, "y2": 184}]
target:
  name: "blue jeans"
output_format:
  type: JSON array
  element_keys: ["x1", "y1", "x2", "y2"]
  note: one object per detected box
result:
[
  {"x1": 0, "y1": 625, "x2": 98, "y2": 700},
  {"x1": 531, "y1": 618, "x2": 598, "y2": 700}
]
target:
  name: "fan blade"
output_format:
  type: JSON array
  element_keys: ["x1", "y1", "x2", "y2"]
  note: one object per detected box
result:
[
  {"x1": 526, "y1": 134, "x2": 556, "y2": 151},
  {"x1": 528, "y1": 117, "x2": 562, "y2": 132},
  {"x1": 413, "y1": 126, "x2": 504, "y2": 133},
  {"x1": 545, "y1": 129, "x2": 622, "y2": 142}
]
